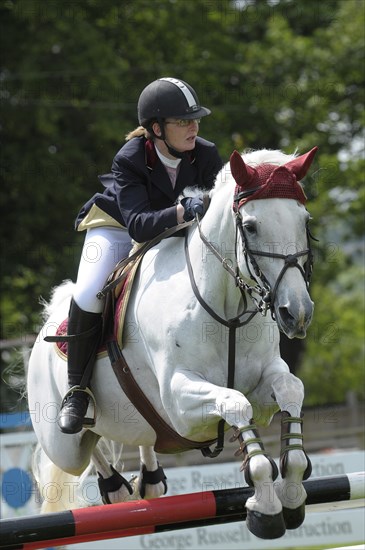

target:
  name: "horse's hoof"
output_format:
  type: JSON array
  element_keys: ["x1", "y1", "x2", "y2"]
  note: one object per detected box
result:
[
  {"x1": 246, "y1": 509, "x2": 286, "y2": 539},
  {"x1": 283, "y1": 503, "x2": 305, "y2": 529}
]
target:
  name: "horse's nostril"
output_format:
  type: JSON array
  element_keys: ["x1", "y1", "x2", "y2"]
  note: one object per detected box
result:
[{"x1": 279, "y1": 307, "x2": 295, "y2": 324}]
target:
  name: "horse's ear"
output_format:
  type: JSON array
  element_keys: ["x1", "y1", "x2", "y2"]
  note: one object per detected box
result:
[
  {"x1": 284, "y1": 146, "x2": 318, "y2": 181},
  {"x1": 230, "y1": 150, "x2": 258, "y2": 188}
]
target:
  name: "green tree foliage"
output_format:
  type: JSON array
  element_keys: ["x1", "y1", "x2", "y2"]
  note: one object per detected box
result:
[{"x1": 1, "y1": 0, "x2": 364, "y2": 409}]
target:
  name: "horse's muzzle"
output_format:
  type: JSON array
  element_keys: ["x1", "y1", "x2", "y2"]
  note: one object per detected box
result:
[{"x1": 275, "y1": 298, "x2": 314, "y2": 339}]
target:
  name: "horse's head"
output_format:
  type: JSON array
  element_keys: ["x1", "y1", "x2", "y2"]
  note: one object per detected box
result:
[{"x1": 230, "y1": 147, "x2": 318, "y2": 338}]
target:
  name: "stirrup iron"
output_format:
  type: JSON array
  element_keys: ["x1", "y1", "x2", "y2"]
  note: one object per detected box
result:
[{"x1": 61, "y1": 385, "x2": 97, "y2": 428}]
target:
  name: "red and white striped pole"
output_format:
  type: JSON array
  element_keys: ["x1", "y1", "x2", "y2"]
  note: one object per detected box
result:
[{"x1": 1, "y1": 472, "x2": 364, "y2": 550}]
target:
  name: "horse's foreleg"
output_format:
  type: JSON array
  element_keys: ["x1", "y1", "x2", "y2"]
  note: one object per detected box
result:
[
  {"x1": 137, "y1": 446, "x2": 167, "y2": 499},
  {"x1": 168, "y1": 370, "x2": 285, "y2": 539},
  {"x1": 92, "y1": 443, "x2": 134, "y2": 504},
  {"x1": 270, "y1": 371, "x2": 312, "y2": 529},
  {"x1": 231, "y1": 422, "x2": 285, "y2": 539}
]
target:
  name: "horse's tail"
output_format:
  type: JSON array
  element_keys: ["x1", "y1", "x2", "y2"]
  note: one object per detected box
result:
[
  {"x1": 41, "y1": 279, "x2": 75, "y2": 320},
  {"x1": 32, "y1": 443, "x2": 81, "y2": 513}
]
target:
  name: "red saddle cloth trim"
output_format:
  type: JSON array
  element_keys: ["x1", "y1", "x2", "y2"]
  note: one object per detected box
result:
[
  {"x1": 55, "y1": 274, "x2": 130, "y2": 357},
  {"x1": 55, "y1": 318, "x2": 69, "y2": 356},
  {"x1": 54, "y1": 319, "x2": 107, "y2": 357}
]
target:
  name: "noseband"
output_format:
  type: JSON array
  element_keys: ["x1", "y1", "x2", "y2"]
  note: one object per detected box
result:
[{"x1": 234, "y1": 211, "x2": 316, "y2": 319}]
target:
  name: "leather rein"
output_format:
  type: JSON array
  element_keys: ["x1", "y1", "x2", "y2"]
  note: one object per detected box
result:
[{"x1": 184, "y1": 208, "x2": 316, "y2": 457}]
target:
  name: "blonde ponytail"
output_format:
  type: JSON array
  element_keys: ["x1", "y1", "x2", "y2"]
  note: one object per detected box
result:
[{"x1": 125, "y1": 126, "x2": 151, "y2": 141}]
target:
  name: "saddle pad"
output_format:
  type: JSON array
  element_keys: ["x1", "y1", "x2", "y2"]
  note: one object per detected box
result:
[
  {"x1": 53, "y1": 319, "x2": 107, "y2": 361},
  {"x1": 114, "y1": 256, "x2": 143, "y2": 348},
  {"x1": 52, "y1": 257, "x2": 142, "y2": 361}
]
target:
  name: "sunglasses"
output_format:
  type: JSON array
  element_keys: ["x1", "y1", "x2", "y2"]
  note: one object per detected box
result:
[{"x1": 165, "y1": 119, "x2": 201, "y2": 127}]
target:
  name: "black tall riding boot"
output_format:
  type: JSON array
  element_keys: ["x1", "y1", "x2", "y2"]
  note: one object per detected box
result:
[{"x1": 58, "y1": 299, "x2": 102, "y2": 434}]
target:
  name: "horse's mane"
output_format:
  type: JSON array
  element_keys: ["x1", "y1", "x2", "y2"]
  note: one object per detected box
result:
[
  {"x1": 241, "y1": 148, "x2": 297, "y2": 167},
  {"x1": 212, "y1": 148, "x2": 298, "y2": 195}
]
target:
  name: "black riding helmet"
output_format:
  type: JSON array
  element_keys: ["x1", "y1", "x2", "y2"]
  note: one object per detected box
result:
[
  {"x1": 138, "y1": 77, "x2": 211, "y2": 126},
  {"x1": 137, "y1": 77, "x2": 211, "y2": 158}
]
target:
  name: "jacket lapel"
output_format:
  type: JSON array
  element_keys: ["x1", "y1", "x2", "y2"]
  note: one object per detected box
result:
[
  {"x1": 145, "y1": 140, "x2": 174, "y2": 201},
  {"x1": 149, "y1": 162, "x2": 176, "y2": 201}
]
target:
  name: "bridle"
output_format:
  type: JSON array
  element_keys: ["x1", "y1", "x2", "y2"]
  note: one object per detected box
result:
[
  {"x1": 187, "y1": 208, "x2": 316, "y2": 322},
  {"x1": 234, "y1": 209, "x2": 316, "y2": 320},
  {"x1": 184, "y1": 203, "x2": 316, "y2": 458}
]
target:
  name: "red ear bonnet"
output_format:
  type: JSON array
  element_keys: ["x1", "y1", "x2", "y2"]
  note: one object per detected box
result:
[
  {"x1": 231, "y1": 147, "x2": 318, "y2": 208},
  {"x1": 230, "y1": 149, "x2": 259, "y2": 188}
]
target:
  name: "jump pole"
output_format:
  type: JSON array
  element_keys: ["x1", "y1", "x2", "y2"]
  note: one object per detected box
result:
[{"x1": 1, "y1": 472, "x2": 364, "y2": 550}]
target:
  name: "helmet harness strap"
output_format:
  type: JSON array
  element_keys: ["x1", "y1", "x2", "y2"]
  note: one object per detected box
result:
[{"x1": 151, "y1": 117, "x2": 189, "y2": 160}]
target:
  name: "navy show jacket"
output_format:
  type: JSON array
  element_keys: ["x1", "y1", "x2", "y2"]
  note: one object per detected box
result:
[{"x1": 75, "y1": 136, "x2": 223, "y2": 243}]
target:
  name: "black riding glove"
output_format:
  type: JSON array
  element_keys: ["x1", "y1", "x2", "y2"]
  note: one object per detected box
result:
[{"x1": 181, "y1": 195, "x2": 205, "y2": 222}]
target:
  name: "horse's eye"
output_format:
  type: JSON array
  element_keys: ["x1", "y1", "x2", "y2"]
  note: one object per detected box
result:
[{"x1": 244, "y1": 223, "x2": 257, "y2": 235}]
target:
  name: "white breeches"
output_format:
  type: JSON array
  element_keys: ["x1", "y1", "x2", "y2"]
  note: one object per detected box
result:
[{"x1": 73, "y1": 227, "x2": 132, "y2": 313}]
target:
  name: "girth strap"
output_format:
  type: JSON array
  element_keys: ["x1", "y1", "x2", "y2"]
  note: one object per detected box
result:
[{"x1": 106, "y1": 340, "x2": 217, "y2": 455}]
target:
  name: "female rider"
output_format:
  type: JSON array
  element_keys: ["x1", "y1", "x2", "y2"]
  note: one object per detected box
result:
[{"x1": 58, "y1": 77, "x2": 223, "y2": 434}]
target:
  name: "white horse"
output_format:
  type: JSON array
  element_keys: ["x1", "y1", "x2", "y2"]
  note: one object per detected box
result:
[{"x1": 27, "y1": 146, "x2": 317, "y2": 540}]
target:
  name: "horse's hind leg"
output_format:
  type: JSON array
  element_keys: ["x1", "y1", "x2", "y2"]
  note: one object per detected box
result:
[
  {"x1": 33, "y1": 444, "x2": 81, "y2": 513},
  {"x1": 92, "y1": 441, "x2": 134, "y2": 504},
  {"x1": 32, "y1": 429, "x2": 100, "y2": 513},
  {"x1": 92, "y1": 444, "x2": 167, "y2": 502},
  {"x1": 270, "y1": 371, "x2": 312, "y2": 529},
  {"x1": 138, "y1": 446, "x2": 167, "y2": 499}
]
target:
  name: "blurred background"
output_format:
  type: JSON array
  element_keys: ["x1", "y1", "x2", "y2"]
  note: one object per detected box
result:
[
  {"x1": 0, "y1": 3, "x2": 364, "y2": 548},
  {"x1": 0, "y1": 0, "x2": 364, "y2": 422}
]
